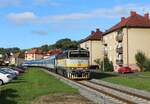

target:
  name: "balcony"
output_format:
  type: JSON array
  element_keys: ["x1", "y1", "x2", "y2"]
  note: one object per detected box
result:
[
  {"x1": 117, "y1": 54, "x2": 123, "y2": 59},
  {"x1": 116, "y1": 43, "x2": 123, "y2": 54},
  {"x1": 116, "y1": 34, "x2": 123, "y2": 42},
  {"x1": 116, "y1": 47, "x2": 123, "y2": 54},
  {"x1": 116, "y1": 59, "x2": 123, "y2": 65}
]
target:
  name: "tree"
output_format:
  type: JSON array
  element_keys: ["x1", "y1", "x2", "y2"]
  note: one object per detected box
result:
[
  {"x1": 94, "y1": 58, "x2": 101, "y2": 67},
  {"x1": 0, "y1": 47, "x2": 20, "y2": 54},
  {"x1": 101, "y1": 57, "x2": 114, "y2": 72},
  {"x1": 135, "y1": 52, "x2": 146, "y2": 71},
  {"x1": 143, "y1": 59, "x2": 150, "y2": 71},
  {"x1": 55, "y1": 38, "x2": 78, "y2": 50},
  {"x1": 40, "y1": 44, "x2": 49, "y2": 52}
]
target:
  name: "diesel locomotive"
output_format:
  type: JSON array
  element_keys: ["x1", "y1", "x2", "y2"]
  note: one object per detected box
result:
[{"x1": 23, "y1": 49, "x2": 90, "y2": 79}]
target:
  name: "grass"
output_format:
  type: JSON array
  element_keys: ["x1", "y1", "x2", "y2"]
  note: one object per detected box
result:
[
  {"x1": 91, "y1": 72, "x2": 150, "y2": 92},
  {"x1": 0, "y1": 67, "x2": 78, "y2": 104},
  {"x1": 139, "y1": 72, "x2": 150, "y2": 76},
  {"x1": 102, "y1": 76, "x2": 150, "y2": 92}
]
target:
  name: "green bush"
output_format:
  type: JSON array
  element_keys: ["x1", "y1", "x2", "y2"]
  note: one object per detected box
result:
[
  {"x1": 101, "y1": 57, "x2": 114, "y2": 72},
  {"x1": 94, "y1": 58, "x2": 101, "y2": 66},
  {"x1": 135, "y1": 52, "x2": 146, "y2": 71},
  {"x1": 135, "y1": 52, "x2": 150, "y2": 71},
  {"x1": 144, "y1": 59, "x2": 150, "y2": 71}
]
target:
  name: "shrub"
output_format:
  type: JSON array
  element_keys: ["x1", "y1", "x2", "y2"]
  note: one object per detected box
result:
[
  {"x1": 143, "y1": 59, "x2": 150, "y2": 71},
  {"x1": 135, "y1": 52, "x2": 146, "y2": 71},
  {"x1": 135, "y1": 51, "x2": 150, "y2": 71},
  {"x1": 94, "y1": 58, "x2": 101, "y2": 66},
  {"x1": 101, "y1": 57, "x2": 114, "y2": 72}
]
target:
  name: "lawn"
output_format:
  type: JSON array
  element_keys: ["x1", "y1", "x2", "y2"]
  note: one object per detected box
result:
[
  {"x1": 91, "y1": 72, "x2": 150, "y2": 92},
  {"x1": 138, "y1": 72, "x2": 150, "y2": 77},
  {"x1": 0, "y1": 67, "x2": 78, "y2": 104}
]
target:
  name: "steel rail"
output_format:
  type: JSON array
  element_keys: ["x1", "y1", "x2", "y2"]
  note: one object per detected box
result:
[
  {"x1": 76, "y1": 81, "x2": 136, "y2": 104},
  {"x1": 88, "y1": 80, "x2": 150, "y2": 101}
]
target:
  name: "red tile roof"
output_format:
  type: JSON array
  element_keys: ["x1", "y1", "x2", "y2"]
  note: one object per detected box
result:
[
  {"x1": 47, "y1": 49, "x2": 62, "y2": 55},
  {"x1": 13, "y1": 52, "x2": 25, "y2": 58},
  {"x1": 103, "y1": 11, "x2": 150, "y2": 35},
  {"x1": 25, "y1": 48, "x2": 43, "y2": 54},
  {"x1": 80, "y1": 28, "x2": 103, "y2": 43}
]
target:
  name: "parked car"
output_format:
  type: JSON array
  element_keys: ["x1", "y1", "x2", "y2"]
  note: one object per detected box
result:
[
  {"x1": 0, "y1": 71, "x2": 13, "y2": 85},
  {"x1": 0, "y1": 70, "x2": 16, "y2": 79},
  {"x1": 118, "y1": 66, "x2": 133, "y2": 73},
  {"x1": 1, "y1": 68, "x2": 19, "y2": 76},
  {"x1": 17, "y1": 65, "x2": 27, "y2": 70},
  {"x1": 11, "y1": 67, "x2": 25, "y2": 73}
]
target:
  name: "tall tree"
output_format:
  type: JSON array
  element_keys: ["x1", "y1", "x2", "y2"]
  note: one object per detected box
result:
[
  {"x1": 55, "y1": 38, "x2": 78, "y2": 50},
  {"x1": 40, "y1": 44, "x2": 49, "y2": 52}
]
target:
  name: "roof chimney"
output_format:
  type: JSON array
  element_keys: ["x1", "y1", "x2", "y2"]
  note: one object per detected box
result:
[
  {"x1": 121, "y1": 17, "x2": 125, "y2": 21},
  {"x1": 91, "y1": 31, "x2": 95, "y2": 35},
  {"x1": 130, "y1": 11, "x2": 136, "y2": 16},
  {"x1": 144, "y1": 13, "x2": 149, "y2": 20}
]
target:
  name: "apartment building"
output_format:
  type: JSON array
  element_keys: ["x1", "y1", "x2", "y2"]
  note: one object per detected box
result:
[
  {"x1": 80, "y1": 28, "x2": 103, "y2": 65},
  {"x1": 25, "y1": 48, "x2": 43, "y2": 61},
  {"x1": 103, "y1": 11, "x2": 150, "y2": 71}
]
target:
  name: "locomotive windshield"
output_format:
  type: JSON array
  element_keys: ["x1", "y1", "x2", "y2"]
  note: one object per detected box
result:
[{"x1": 69, "y1": 51, "x2": 89, "y2": 58}]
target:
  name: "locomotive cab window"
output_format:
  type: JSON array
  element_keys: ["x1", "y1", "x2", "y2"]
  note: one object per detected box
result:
[{"x1": 69, "y1": 50, "x2": 89, "y2": 58}]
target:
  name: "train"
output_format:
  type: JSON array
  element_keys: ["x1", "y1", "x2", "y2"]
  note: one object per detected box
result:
[{"x1": 23, "y1": 49, "x2": 90, "y2": 79}]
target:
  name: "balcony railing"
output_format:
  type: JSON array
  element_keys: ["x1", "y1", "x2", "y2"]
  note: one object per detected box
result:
[
  {"x1": 116, "y1": 59, "x2": 123, "y2": 65},
  {"x1": 116, "y1": 47, "x2": 123, "y2": 54},
  {"x1": 116, "y1": 53, "x2": 123, "y2": 60},
  {"x1": 116, "y1": 34, "x2": 123, "y2": 42}
]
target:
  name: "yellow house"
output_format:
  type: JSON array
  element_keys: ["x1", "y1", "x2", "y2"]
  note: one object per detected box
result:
[
  {"x1": 10, "y1": 52, "x2": 25, "y2": 65},
  {"x1": 103, "y1": 11, "x2": 150, "y2": 71},
  {"x1": 80, "y1": 28, "x2": 103, "y2": 65},
  {"x1": 25, "y1": 48, "x2": 43, "y2": 61}
]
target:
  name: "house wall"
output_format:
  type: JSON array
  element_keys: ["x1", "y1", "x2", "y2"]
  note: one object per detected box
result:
[
  {"x1": 35, "y1": 54, "x2": 43, "y2": 60},
  {"x1": 10, "y1": 57, "x2": 16, "y2": 65},
  {"x1": 25, "y1": 54, "x2": 34, "y2": 60},
  {"x1": 25, "y1": 53, "x2": 43, "y2": 60},
  {"x1": 16, "y1": 58, "x2": 25, "y2": 65},
  {"x1": 103, "y1": 28, "x2": 150, "y2": 71},
  {"x1": 80, "y1": 40, "x2": 103, "y2": 65},
  {"x1": 103, "y1": 31, "x2": 118, "y2": 64},
  {"x1": 124, "y1": 28, "x2": 150, "y2": 65}
]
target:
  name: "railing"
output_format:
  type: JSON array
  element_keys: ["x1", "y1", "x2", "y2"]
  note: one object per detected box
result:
[
  {"x1": 116, "y1": 59, "x2": 123, "y2": 65},
  {"x1": 116, "y1": 47, "x2": 123, "y2": 54},
  {"x1": 116, "y1": 34, "x2": 123, "y2": 42}
]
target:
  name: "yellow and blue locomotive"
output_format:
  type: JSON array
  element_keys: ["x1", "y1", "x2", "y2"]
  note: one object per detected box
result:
[{"x1": 23, "y1": 49, "x2": 90, "y2": 79}]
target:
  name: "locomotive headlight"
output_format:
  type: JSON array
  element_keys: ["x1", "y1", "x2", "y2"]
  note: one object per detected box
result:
[{"x1": 71, "y1": 67, "x2": 75, "y2": 70}]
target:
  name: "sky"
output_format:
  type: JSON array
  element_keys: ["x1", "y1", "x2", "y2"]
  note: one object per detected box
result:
[{"x1": 0, "y1": 0, "x2": 150, "y2": 49}]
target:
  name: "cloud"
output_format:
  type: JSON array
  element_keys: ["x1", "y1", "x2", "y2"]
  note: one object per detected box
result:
[
  {"x1": 49, "y1": 3, "x2": 150, "y2": 21},
  {"x1": 7, "y1": 12, "x2": 37, "y2": 24},
  {"x1": 6, "y1": 3, "x2": 150, "y2": 25},
  {"x1": 33, "y1": 0, "x2": 61, "y2": 6},
  {"x1": 0, "y1": 0, "x2": 21, "y2": 7},
  {"x1": 32, "y1": 30, "x2": 48, "y2": 35}
]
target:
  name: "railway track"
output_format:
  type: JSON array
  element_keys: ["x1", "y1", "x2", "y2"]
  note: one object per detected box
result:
[
  {"x1": 77, "y1": 80, "x2": 150, "y2": 104},
  {"x1": 36, "y1": 67, "x2": 150, "y2": 104}
]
